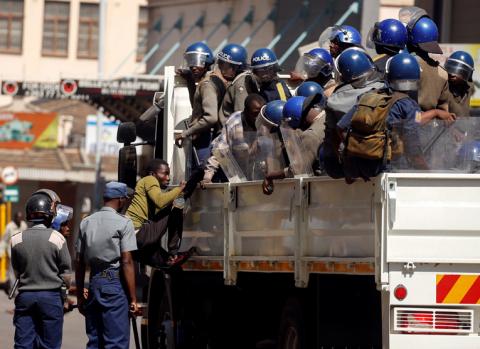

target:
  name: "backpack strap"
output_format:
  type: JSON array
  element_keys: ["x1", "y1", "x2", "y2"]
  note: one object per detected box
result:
[{"x1": 209, "y1": 75, "x2": 227, "y2": 110}]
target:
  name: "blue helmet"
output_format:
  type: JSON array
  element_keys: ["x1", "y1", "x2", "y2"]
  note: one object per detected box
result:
[
  {"x1": 408, "y1": 17, "x2": 442, "y2": 54},
  {"x1": 368, "y1": 19, "x2": 407, "y2": 51},
  {"x1": 184, "y1": 42, "x2": 215, "y2": 67},
  {"x1": 330, "y1": 25, "x2": 362, "y2": 46},
  {"x1": 297, "y1": 48, "x2": 334, "y2": 79},
  {"x1": 217, "y1": 43, "x2": 248, "y2": 67},
  {"x1": 335, "y1": 48, "x2": 375, "y2": 83},
  {"x1": 282, "y1": 96, "x2": 306, "y2": 129},
  {"x1": 296, "y1": 81, "x2": 324, "y2": 98},
  {"x1": 386, "y1": 53, "x2": 420, "y2": 91},
  {"x1": 251, "y1": 48, "x2": 279, "y2": 69},
  {"x1": 259, "y1": 100, "x2": 286, "y2": 128},
  {"x1": 445, "y1": 51, "x2": 475, "y2": 81}
]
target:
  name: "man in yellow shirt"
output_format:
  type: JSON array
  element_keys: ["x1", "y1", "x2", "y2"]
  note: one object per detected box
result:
[{"x1": 127, "y1": 159, "x2": 186, "y2": 267}]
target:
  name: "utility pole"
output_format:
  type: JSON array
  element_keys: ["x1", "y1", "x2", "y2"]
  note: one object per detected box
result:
[{"x1": 94, "y1": 0, "x2": 107, "y2": 210}]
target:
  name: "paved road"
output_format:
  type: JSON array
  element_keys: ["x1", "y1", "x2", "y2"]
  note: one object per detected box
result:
[{"x1": 0, "y1": 289, "x2": 141, "y2": 348}]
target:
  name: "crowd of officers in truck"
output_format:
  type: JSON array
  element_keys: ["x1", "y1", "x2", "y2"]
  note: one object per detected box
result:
[
  {"x1": 5, "y1": 6, "x2": 478, "y2": 349},
  {"x1": 174, "y1": 6, "x2": 475, "y2": 189}
]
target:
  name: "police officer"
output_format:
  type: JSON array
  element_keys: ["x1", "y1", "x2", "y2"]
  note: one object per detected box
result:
[
  {"x1": 251, "y1": 48, "x2": 292, "y2": 103},
  {"x1": 445, "y1": 51, "x2": 475, "y2": 117},
  {"x1": 75, "y1": 182, "x2": 138, "y2": 349},
  {"x1": 367, "y1": 18, "x2": 408, "y2": 76},
  {"x1": 324, "y1": 48, "x2": 384, "y2": 178},
  {"x1": 404, "y1": 14, "x2": 450, "y2": 111},
  {"x1": 327, "y1": 25, "x2": 362, "y2": 58},
  {"x1": 11, "y1": 189, "x2": 71, "y2": 349},
  {"x1": 175, "y1": 42, "x2": 226, "y2": 168},
  {"x1": 291, "y1": 48, "x2": 336, "y2": 96}
]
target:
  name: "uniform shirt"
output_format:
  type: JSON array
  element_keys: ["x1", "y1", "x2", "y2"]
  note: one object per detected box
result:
[
  {"x1": 299, "y1": 115, "x2": 326, "y2": 170},
  {"x1": 258, "y1": 79, "x2": 292, "y2": 103},
  {"x1": 183, "y1": 71, "x2": 226, "y2": 138},
  {"x1": 126, "y1": 176, "x2": 182, "y2": 229},
  {"x1": 416, "y1": 55, "x2": 450, "y2": 112},
  {"x1": 204, "y1": 111, "x2": 257, "y2": 181},
  {"x1": 77, "y1": 207, "x2": 137, "y2": 271},
  {"x1": 448, "y1": 81, "x2": 475, "y2": 117},
  {"x1": 220, "y1": 72, "x2": 261, "y2": 125},
  {"x1": 11, "y1": 224, "x2": 71, "y2": 291}
]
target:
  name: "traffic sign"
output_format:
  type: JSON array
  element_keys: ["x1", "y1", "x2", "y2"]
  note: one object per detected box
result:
[
  {"x1": 4, "y1": 185, "x2": 19, "y2": 203},
  {"x1": 1, "y1": 166, "x2": 18, "y2": 185}
]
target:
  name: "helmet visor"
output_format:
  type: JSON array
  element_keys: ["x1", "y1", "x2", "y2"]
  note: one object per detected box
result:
[
  {"x1": 318, "y1": 26, "x2": 335, "y2": 49},
  {"x1": 398, "y1": 6, "x2": 428, "y2": 30},
  {"x1": 445, "y1": 59, "x2": 474, "y2": 81},
  {"x1": 295, "y1": 54, "x2": 332, "y2": 79},
  {"x1": 184, "y1": 52, "x2": 209, "y2": 68},
  {"x1": 366, "y1": 26, "x2": 377, "y2": 49},
  {"x1": 389, "y1": 79, "x2": 419, "y2": 91},
  {"x1": 51, "y1": 204, "x2": 73, "y2": 231}
]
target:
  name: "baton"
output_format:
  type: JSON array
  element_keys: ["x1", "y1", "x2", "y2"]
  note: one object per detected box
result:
[
  {"x1": 131, "y1": 315, "x2": 141, "y2": 349},
  {"x1": 8, "y1": 279, "x2": 19, "y2": 300}
]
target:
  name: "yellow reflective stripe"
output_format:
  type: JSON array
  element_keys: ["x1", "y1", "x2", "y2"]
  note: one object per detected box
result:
[
  {"x1": 276, "y1": 82, "x2": 287, "y2": 101},
  {"x1": 436, "y1": 274, "x2": 444, "y2": 285},
  {"x1": 443, "y1": 275, "x2": 477, "y2": 304},
  {"x1": 373, "y1": 53, "x2": 386, "y2": 62}
]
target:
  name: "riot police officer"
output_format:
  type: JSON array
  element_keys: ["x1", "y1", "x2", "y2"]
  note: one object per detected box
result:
[
  {"x1": 445, "y1": 51, "x2": 475, "y2": 117},
  {"x1": 327, "y1": 25, "x2": 362, "y2": 58},
  {"x1": 404, "y1": 13, "x2": 450, "y2": 111},
  {"x1": 291, "y1": 48, "x2": 335, "y2": 95},
  {"x1": 75, "y1": 182, "x2": 138, "y2": 349},
  {"x1": 11, "y1": 189, "x2": 71, "y2": 349},
  {"x1": 175, "y1": 42, "x2": 227, "y2": 168},
  {"x1": 367, "y1": 18, "x2": 408, "y2": 75}
]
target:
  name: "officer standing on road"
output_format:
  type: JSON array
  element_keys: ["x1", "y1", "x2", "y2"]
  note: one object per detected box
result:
[
  {"x1": 75, "y1": 182, "x2": 138, "y2": 349},
  {"x1": 11, "y1": 189, "x2": 71, "y2": 349}
]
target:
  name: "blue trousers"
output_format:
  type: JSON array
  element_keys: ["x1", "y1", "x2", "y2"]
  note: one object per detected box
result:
[
  {"x1": 84, "y1": 270, "x2": 129, "y2": 349},
  {"x1": 14, "y1": 290, "x2": 64, "y2": 349}
]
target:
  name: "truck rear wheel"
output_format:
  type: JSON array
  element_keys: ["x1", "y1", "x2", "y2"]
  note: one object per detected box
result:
[{"x1": 277, "y1": 298, "x2": 306, "y2": 349}]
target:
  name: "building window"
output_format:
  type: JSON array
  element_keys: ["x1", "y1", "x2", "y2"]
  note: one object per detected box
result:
[
  {"x1": 0, "y1": 0, "x2": 24, "y2": 54},
  {"x1": 77, "y1": 3, "x2": 98, "y2": 59},
  {"x1": 136, "y1": 7, "x2": 148, "y2": 61},
  {"x1": 42, "y1": 1, "x2": 70, "y2": 57}
]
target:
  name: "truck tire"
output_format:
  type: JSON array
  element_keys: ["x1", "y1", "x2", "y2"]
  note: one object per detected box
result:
[{"x1": 277, "y1": 298, "x2": 306, "y2": 349}]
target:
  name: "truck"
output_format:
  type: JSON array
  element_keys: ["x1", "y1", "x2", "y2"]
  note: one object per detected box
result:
[{"x1": 117, "y1": 66, "x2": 480, "y2": 349}]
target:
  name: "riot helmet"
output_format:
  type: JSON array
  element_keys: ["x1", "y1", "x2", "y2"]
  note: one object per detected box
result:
[
  {"x1": 367, "y1": 19, "x2": 407, "y2": 54},
  {"x1": 294, "y1": 48, "x2": 334, "y2": 80},
  {"x1": 251, "y1": 48, "x2": 280, "y2": 83},
  {"x1": 25, "y1": 189, "x2": 61, "y2": 225},
  {"x1": 398, "y1": 6, "x2": 428, "y2": 31},
  {"x1": 408, "y1": 17, "x2": 442, "y2": 54},
  {"x1": 335, "y1": 47, "x2": 375, "y2": 85},
  {"x1": 386, "y1": 53, "x2": 420, "y2": 92},
  {"x1": 283, "y1": 94, "x2": 325, "y2": 129},
  {"x1": 296, "y1": 81, "x2": 324, "y2": 98},
  {"x1": 445, "y1": 51, "x2": 475, "y2": 82},
  {"x1": 183, "y1": 42, "x2": 215, "y2": 68},
  {"x1": 257, "y1": 100, "x2": 286, "y2": 132},
  {"x1": 51, "y1": 204, "x2": 73, "y2": 231},
  {"x1": 217, "y1": 43, "x2": 248, "y2": 81},
  {"x1": 327, "y1": 25, "x2": 362, "y2": 58}
]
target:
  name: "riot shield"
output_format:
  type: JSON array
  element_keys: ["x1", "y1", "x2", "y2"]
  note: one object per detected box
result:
[
  {"x1": 280, "y1": 126, "x2": 314, "y2": 177},
  {"x1": 253, "y1": 131, "x2": 286, "y2": 180},
  {"x1": 170, "y1": 134, "x2": 192, "y2": 184},
  {"x1": 211, "y1": 146, "x2": 247, "y2": 183}
]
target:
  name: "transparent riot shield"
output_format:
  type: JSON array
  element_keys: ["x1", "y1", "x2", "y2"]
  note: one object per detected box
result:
[
  {"x1": 211, "y1": 146, "x2": 247, "y2": 183},
  {"x1": 280, "y1": 125, "x2": 314, "y2": 177},
  {"x1": 230, "y1": 131, "x2": 259, "y2": 181},
  {"x1": 318, "y1": 26, "x2": 335, "y2": 49},
  {"x1": 253, "y1": 129, "x2": 286, "y2": 180},
  {"x1": 390, "y1": 117, "x2": 480, "y2": 173},
  {"x1": 170, "y1": 135, "x2": 193, "y2": 185}
]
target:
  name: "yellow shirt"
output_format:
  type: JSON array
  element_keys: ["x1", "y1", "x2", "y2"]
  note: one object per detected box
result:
[{"x1": 126, "y1": 175, "x2": 182, "y2": 229}]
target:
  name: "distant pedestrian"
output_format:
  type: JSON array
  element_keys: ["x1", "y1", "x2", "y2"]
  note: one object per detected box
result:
[
  {"x1": 11, "y1": 189, "x2": 72, "y2": 349},
  {"x1": 0, "y1": 211, "x2": 27, "y2": 295},
  {"x1": 75, "y1": 181, "x2": 138, "y2": 349}
]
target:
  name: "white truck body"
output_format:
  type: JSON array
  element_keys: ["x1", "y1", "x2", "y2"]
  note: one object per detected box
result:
[{"x1": 160, "y1": 66, "x2": 480, "y2": 348}]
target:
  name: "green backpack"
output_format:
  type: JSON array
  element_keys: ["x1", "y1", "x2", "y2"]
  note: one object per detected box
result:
[{"x1": 344, "y1": 89, "x2": 408, "y2": 162}]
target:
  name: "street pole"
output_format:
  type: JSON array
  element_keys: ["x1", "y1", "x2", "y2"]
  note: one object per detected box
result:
[{"x1": 94, "y1": 0, "x2": 107, "y2": 210}]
